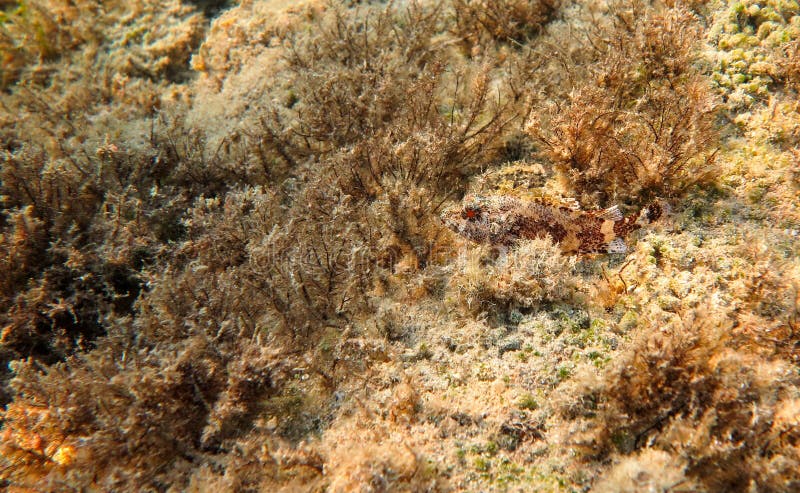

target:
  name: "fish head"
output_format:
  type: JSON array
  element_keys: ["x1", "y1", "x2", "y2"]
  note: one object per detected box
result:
[{"x1": 440, "y1": 195, "x2": 496, "y2": 244}]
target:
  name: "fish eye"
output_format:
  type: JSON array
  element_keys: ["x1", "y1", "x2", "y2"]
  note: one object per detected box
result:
[{"x1": 462, "y1": 207, "x2": 479, "y2": 220}]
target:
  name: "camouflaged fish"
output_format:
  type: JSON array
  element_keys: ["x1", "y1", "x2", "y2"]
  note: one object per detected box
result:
[{"x1": 441, "y1": 195, "x2": 663, "y2": 254}]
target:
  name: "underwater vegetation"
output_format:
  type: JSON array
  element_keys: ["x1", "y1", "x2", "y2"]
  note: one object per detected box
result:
[{"x1": 0, "y1": 0, "x2": 799, "y2": 491}]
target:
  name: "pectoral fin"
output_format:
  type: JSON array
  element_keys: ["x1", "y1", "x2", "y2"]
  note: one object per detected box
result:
[{"x1": 606, "y1": 237, "x2": 628, "y2": 254}]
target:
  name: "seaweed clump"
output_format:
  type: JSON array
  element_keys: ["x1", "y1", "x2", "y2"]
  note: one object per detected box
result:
[
  {"x1": 567, "y1": 309, "x2": 800, "y2": 492},
  {"x1": 527, "y1": 1, "x2": 720, "y2": 206},
  {"x1": 451, "y1": 0, "x2": 561, "y2": 54}
]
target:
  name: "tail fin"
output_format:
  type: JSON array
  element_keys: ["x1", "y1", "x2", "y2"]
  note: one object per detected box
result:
[
  {"x1": 607, "y1": 200, "x2": 667, "y2": 254},
  {"x1": 638, "y1": 200, "x2": 668, "y2": 226},
  {"x1": 612, "y1": 200, "x2": 666, "y2": 239}
]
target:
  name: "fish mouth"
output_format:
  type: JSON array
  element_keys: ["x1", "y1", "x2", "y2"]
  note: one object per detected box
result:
[
  {"x1": 439, "y1": 209, "x2": 459, "y2": 227},
  {"x1": 441, "y1": 218, "x2": 460, "y2": 233}
]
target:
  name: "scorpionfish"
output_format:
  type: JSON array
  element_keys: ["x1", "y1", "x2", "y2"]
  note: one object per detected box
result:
[{"x1": 441, "y1": 194, "x2": 662, "y2": 254}]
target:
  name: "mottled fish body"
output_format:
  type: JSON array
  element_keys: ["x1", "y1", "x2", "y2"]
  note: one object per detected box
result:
[{"x1": 441, "y1": 195, "x2": 662, "y2": 254}]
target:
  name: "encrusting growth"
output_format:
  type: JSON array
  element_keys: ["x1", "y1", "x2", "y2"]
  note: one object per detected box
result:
[{"x1": 441, "y1": 195, "x2": 663, "y2": 254}]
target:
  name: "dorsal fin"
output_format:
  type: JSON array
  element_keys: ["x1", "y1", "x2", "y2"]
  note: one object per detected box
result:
[
  {"x1": 597, "y1": 205, "x2": 623, "y2": 221},
  {"x1": 528, "y1": 195, "x2": 581, "y2": 211}
]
